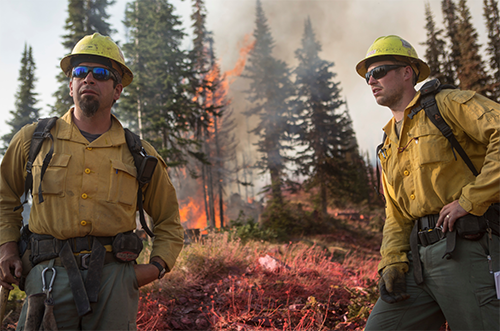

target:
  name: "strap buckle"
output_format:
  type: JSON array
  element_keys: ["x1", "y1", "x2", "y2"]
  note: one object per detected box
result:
[{"x1": 80, "y1": 253, "x2": 91, "y2": 270}]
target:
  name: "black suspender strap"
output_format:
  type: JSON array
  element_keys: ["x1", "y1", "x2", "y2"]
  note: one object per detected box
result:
[
  {"x1": 375, "y1": 133, "x2": 387, "y2": 205},
  {"x1": 14, "y1": 117, "x2": 58, "y2": 211},
  {"x1": 124, "y1": 129, "x2": 157, "y2": 238},
  {"x1": 15, "y1": 118, "x2": 158, "y2": 238},
  {"x1": 420, "y1": 93, "x2": 479, "y2": 176}
]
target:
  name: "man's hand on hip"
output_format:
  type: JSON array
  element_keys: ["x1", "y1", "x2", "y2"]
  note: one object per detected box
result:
[
  {"x1": 379, "y1": 263, "x2": 410, "y2": 304},
  {"x1": 0, "y1": 242, "x2": 22, "y2": 290},
  {"x1": 437, "y1": 200, "x2": 468, "y2": 233}
]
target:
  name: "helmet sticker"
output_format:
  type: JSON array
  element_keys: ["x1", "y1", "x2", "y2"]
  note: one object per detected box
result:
[
  {"x1": 367, "y1": 49, "x2": 377, "y2": 56},
  {"x1": 401, "y1": 39, "x2": 412, "y2": 49}
]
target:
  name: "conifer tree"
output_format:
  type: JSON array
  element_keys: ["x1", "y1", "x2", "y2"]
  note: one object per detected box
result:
[
  {"x1": 243, "y1": 0, "x2": 294, "y2": 205},
  {"x1": 294, "y1": 18, "x2": 367, "y2": 216},
  {"x1": 190, "y1": 0, "x2": 217, "y2": 228},
  {"x1": 422, "y1": 2, "x2": 450, "y2": 84},
  {"x1": 189, "y1": 0, "x2": 237, "y2": 228},
  {"x1": 51, "y1": 0, "x2": 115, "y2": 116},
  {"x1": 1, "y1": 45, "x2": 40, "y2": 154},
  {"x1": 120, "y1": 0, "x2": 197, "y2": 168},
  {"x1": 456, "y1": 0, "x2": 493, "y2": 95},
  {"x1": 441, "y1": 0, "x2": 461, "y2": 85},
  {"x1": 483, "y1": 0, "x2": 500, "y2": 101},
  {"x1": 191, "y1": 0, "x2": 209, "y2": 72}
]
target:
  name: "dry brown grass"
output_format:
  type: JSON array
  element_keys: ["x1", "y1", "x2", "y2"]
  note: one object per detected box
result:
[{"x1": 137, "y1": 228, "x2": 380, "y2": 330}]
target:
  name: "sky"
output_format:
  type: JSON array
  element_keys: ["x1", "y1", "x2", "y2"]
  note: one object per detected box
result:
[{"x1": 0, "y1": 0, "x2": 491, "y2": 164}]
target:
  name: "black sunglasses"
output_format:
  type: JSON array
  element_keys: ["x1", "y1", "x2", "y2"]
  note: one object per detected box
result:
[
  {"x1": 365, "y1": 64, "x2": 406, "y2": 83},
  {"x1": 72, "y1": 66, "x2": 117, "y2": 81}
]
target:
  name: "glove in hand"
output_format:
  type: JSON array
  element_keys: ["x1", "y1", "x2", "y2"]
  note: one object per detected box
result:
[{"x1": 379, "y1": 263, "x2": 410, "y2": 304}]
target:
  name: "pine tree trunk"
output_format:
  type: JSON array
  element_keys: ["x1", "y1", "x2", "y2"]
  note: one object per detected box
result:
[
  {"x1": 202, "y1": 160, "x2": 210, "y2": 229},
  {"x1": 320, "y1": 180, "x2": 327, "y2": 219},
  {"x1": 135, "y1": 2, "x2": 143, "y2": 139},
  {"x1": 204, "y1": 127, "x2": 216, "y2": 229},
  {"x1": 214, "y1": 115, "x2": 224, "y2": 227}
]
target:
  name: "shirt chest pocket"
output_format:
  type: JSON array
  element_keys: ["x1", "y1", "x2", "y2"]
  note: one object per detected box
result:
[
  {"x1": 108, "y1": 159, "x2": 138, "y2": 206},
  {"x1": 408, "y1": 125, "x2": 454, "y2": 166},
  {"x1": 32, "y1": 153, "x2": 72, "y2": 196}
]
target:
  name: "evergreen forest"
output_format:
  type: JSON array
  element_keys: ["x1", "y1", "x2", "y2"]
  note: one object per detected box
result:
[{"x1": 2, "y1": 0, "x2": 499, "y2": 236}]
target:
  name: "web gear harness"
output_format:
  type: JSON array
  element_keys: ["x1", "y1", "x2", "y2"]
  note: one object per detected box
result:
[
  {"x1": 376, "y1": 78, "x2": 499, "y2": 285},
  {"x1": 15, "y1": 117, "x2": 158, "y2": 238}
]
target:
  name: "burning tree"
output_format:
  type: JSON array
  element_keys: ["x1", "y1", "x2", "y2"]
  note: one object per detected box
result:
[
  {"x1": 243, "y1": 0, "x2": 295, "y2": 207},
  {"x1": 188, "y1": 0, "x2": 240, "y2": 229}
]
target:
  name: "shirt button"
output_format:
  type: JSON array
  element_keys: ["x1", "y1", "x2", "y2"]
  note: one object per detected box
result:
[
  {"x1": 82, "y1": 193, "x2": 88, "y2": 199},
  {"x1": 86, "y1": 147, "x2": 92, "y2": 151},
  {"x1": 81, "y1": 220, "x2": 87, "y2": 226},
  {"x1": 85, "y1": 168, "x2": 91, "y2": 174},
  {"x1": 410, "y1": 194, "x2": 415, "y2": 200},
  {"x1": 404, "y1": 170, "x2": 410, "y2": 176}
]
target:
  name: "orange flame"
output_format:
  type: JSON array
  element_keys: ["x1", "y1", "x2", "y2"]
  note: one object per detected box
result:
[
  {"x1": 180, "y1": 196, "x2": 206, "y2": 229},
  {"x1": 225, "y1": 34, "x2": 255, "y2": 80},
  {"x1": 179, "y1": 34, "x2": 255, "y2": 229}
]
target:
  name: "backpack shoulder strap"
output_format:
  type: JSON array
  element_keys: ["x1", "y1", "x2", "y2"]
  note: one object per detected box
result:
[
  {"x1": 124, "y1": 128, "x2": 158, "y2": 238},
  {"x1": 375, "y1": 132, "x2": 388, "y2": 204},
  {"x1": 15, "y1": 117, "x2": 58, "y2": 211},
  {"x1": 417, "y1": 79, "x2": 479, "y2": 176}
]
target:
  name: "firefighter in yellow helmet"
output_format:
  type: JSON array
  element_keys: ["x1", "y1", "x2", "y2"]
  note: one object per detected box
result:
[
  {"x1": 0, "y1": 33, "x2": 184, "y2": 330},
  {"x1": 358, "y1": 35, "x2": 500, "y2": 330}
]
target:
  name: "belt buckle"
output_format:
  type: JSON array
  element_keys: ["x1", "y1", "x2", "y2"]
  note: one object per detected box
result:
[{"x1": 80, "y1": 253, "x2": 91, "y2": 270}]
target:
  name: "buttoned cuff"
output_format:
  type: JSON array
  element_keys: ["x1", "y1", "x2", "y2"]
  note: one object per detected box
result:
[{"x1": 459, "y1": 195, "x2": 490, "y2": 216}]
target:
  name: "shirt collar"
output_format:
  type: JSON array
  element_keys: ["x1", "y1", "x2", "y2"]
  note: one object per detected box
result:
[
  {"x1": 57, "y1": 108, "x2": 126, "y2": 146},
  {"x1": 382, "y1": 90, "x2": 422, "y2": 142}
]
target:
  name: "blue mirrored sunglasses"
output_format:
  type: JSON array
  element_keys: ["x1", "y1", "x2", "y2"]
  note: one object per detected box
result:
[
  {"x1": 72, "y1": 66, "x2": 117, "y2": 81},
  {"x1": 365, "y1": 64, "x2": 406, "y2": 84}
]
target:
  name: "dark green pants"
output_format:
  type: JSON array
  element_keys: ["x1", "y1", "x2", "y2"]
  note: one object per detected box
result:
[
  {"x1": 366, "y1": 234, "x2": 500, "y2": 331},
  {"x1": 17, "y1": 261, "x2": 139, "y2": 331}
]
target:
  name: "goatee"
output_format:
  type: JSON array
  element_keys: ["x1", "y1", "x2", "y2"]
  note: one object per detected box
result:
[{"x1": 80, "y1": 96, "x2": 100, "y2": 118}]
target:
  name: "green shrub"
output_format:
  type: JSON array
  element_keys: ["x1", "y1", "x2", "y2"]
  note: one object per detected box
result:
[{"x1": 229, "y1": 211, "x2": 278, "y2": 242}]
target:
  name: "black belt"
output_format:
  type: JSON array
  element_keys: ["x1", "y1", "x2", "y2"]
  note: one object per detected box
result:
[
  {"x1": 30, "y1": 235, "x2": 114, "y2": 265},
  {"x1": 38, "y1": 251, "x2": 118, "y2": 269}
]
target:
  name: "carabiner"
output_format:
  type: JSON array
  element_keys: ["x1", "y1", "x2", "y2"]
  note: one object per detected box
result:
[{"x1": 42, "y1": 267, "x2": 57, "y2": 296}]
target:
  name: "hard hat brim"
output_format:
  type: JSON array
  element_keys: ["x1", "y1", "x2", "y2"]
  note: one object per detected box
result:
[
  {"x1": 60, "y1": 53, "x2": 133, "y2": 87},
  {"x1": 356, "y1": 55, "x2": 430, "y2": 83}
]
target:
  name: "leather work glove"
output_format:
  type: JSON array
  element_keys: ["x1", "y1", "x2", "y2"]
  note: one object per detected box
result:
[{"x1": 378, "y1": 263, "x2": 410, "y2": 304}]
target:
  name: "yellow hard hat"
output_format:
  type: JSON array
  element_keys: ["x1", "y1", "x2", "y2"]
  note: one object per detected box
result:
[
  {"x1": 60, "y1": 33, "x2": 133, "y2": 87},
  {"x1": 356, "y1": 35, "x2": 430, "y2": 83}
]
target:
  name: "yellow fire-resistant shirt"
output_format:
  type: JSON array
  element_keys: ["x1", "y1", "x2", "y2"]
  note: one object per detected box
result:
[
  {"x1": 377, "y1": 89, "x2": 500, "y2": 272},
  {"x1": 0, "y1": 109, "x2": 184, "y2": 270}
]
